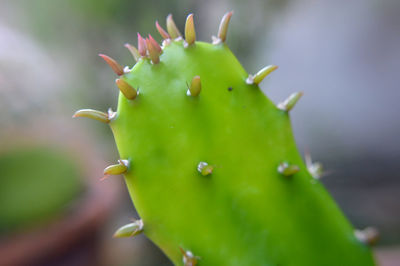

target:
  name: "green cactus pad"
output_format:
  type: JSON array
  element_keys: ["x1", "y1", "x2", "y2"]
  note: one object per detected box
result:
[{"x1": 77, "y1": 13, "x2": 375, "y2": 266}]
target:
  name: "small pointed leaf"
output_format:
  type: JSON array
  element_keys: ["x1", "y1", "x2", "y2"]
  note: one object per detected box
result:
[
  {"x1": 185, "y1": 14, "x2": 196, "y2": 46},
  {"x1": 146, "y1": 37, "x2": 160, "y2": 64},
  {"x1": 149, "y1": 34, "x2": 162, "y2": 53},
  {"x1": 156, "y1": 21, "x2": 170, "y2": 39},
  {"x1": 98, "y1": 54, "x2": 124, "y2": 76},
  {"x1": 137, "y1": 33, "x2": 147, "y2": 57},
  {"x1": 113, "y1": 219, "x2": 144, "y2": 238},
  {"x1": 166, "y1": 14, "x2": 182, "y2": 39},
  {"x1": 187, "y1": 76, "x2": 201, "y2": 97},
  {"x1": 215, "y1": 11, "x2": 233, "y2": 44},
  {"x1": 124, "y1": 43, "x2": 140, "y2": 62},
  {"x1": 247, "y1": 65, "x2": 278, "y2": 85},
  {"x1": 116, "y1": 78, "x2": 137, "y2": 100},
  {"x1": 73, "y1": 109, "x2": 111, "y2": 124},
  {"x1": 277, "y1": 92, "x2": 303, "y2": 111},
  {"x1": 103, "y1": 159, "x2": 129, "y2": 176}
]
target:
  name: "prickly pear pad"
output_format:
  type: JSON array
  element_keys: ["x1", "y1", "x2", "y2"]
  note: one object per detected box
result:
[
  {"x1": 110, "y1": 41, "x2": 374, "y2": 265},
  {"x1": 75, "y1": 13, "x2": 375, "y2": 266}
]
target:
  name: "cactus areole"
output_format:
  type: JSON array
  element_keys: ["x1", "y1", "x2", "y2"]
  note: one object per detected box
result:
[{"x1": 74, "y1": 12, "x2": 376, "y2": 266}]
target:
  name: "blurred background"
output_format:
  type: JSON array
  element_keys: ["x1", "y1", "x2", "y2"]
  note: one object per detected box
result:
[{"x1": 0, "y1": 0, "x2": 399, "y2": 265}]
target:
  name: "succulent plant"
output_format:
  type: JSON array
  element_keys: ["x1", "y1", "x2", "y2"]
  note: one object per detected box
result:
[{"x1": 74, "y1": 12, "x2": 377, "y2": 266}]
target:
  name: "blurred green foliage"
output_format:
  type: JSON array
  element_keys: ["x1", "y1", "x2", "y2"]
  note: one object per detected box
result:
[{"x1": 0, "y1": 147, "x2": 84, "y2": 234}]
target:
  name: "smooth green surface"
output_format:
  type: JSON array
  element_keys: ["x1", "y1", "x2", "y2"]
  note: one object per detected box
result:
[
  {"x1": 0, "y1": 147, "x2": 84, "y2": 233},
  {"x1": 111, "y1": 41, "x2": 375, "y2": 265}
]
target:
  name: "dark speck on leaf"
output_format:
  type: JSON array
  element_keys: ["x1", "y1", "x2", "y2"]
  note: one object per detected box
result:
[{"x1": 228, "y1": 87, "x2": 233, "y2": 91}]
